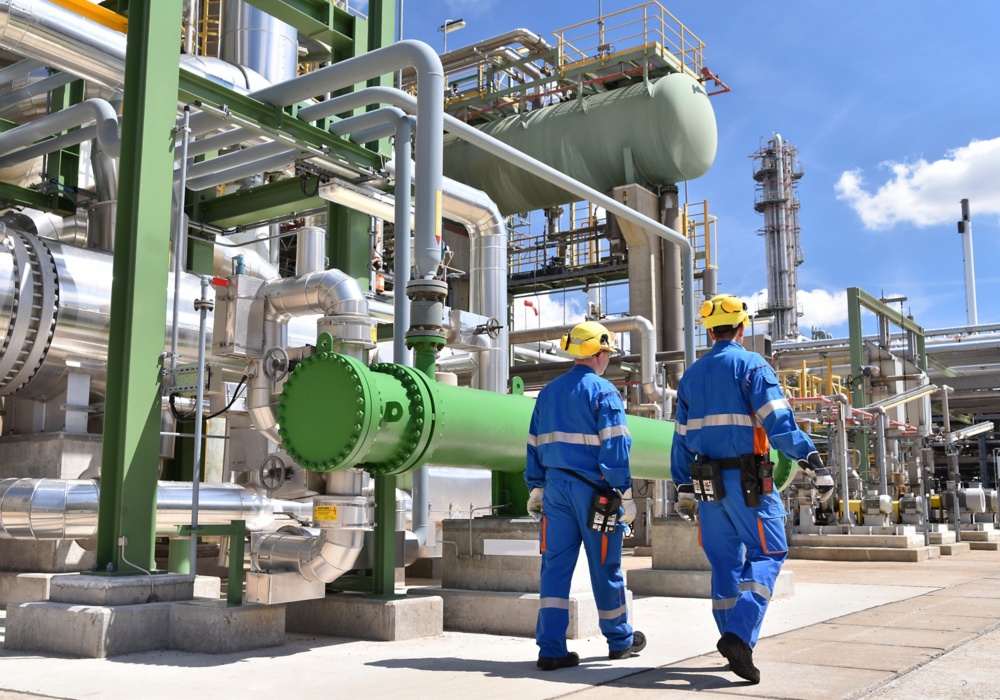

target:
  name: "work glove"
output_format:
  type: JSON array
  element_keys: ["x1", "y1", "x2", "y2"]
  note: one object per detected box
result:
[
  {"x1": 675, "y1": 483, "x2": 697, "y2": 522},
  {"x1": 619, "y1": 488, "x2": 637, "y2": 526},
  {"x1": 797, "y1": 451, "x2": 835, "y2": 502},
  {"x1": 526, "y1": 487, "x2": 544, "y2": 520}
]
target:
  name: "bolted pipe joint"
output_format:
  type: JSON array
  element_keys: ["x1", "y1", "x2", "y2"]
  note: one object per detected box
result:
[
  {"x1": 317, "y1": 314, "x2": 377, "y2": 362},
  {"x1": 405, "y1": 278, "x2": 448, "y2": 342}
]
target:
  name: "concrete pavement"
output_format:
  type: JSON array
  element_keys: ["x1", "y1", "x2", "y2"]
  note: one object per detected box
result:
[{"x1": 2, "y1": 551, "x2": 1000, "y2": 699}]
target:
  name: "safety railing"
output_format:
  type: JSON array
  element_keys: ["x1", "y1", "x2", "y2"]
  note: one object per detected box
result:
[{"x1": 553, "y1": 1, "x2": 705, "y2": 80}]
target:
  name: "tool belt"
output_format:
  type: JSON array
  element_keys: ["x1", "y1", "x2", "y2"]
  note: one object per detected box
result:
[{"x1": 691, "y1": 454, "x2": 774, "y2": 507}]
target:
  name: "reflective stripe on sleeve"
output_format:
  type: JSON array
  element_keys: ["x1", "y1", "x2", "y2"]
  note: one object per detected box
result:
[
  {"x1": 756, "y1": 398, "x2": 790, "y2": 423},
  {"x1": 535, "y1": 431, "x2": 601, "y2": 447},
  {"x1": 598, "y1": 424, "x2": 631, "y2": 440},
  {"x1": 527, "y1": 434, "x2": 537, "y2": 446},
  {"x1": 684, "y1": 414, "x2": 755, "y2": 431}
]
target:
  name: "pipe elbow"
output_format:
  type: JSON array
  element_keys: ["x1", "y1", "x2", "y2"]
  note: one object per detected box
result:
[{"x1": 84, "y1": 98, "x2": 121, "y2": 158}]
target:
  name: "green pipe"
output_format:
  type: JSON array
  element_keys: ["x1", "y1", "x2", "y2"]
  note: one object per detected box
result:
[
  {"x1": 279, "y1": 341, "x2": 673, "y2": 479},
  {"x1": 278, "y1": 343, "x2": 799, "y2": 488}
]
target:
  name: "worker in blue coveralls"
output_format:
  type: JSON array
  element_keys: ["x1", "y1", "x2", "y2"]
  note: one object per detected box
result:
[
  {"x1": 671, "y1": 294, "x2": 834, "y2": 685},
  {"x1": 525, "y1": 320, "x2": 646, "y2": 671}
]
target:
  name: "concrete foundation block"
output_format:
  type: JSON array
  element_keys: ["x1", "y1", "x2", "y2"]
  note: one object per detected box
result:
[
  {"x1": 5, "y1": 600, "x2": 171, "y2": 658},
  {"x1": 168, "y1": 600, "x2": 285, "y2": 653},
  {"x1": 958, "y1": 529, "x2": 1000, "y2": 542},
  {"x1": 929, "y1": 531, "x2": 958, "y2": 545},
  {"x1": 939, "y1": 542, "x2": 972, "y2": 556},
  {"x1": 969, "y1": 541, "x2": 1000, "y2": 551},
  {"x1": 790, "y1": 533, "x2": 927, "y2": 549},
  {"x1": 193, "y1": 575, "x2": 222, "y2": 600},
  {"x1": 49, "y1": 573, "x2": 195, "y2": 606},
  {"x1": 440, "y1": 517, "x2": 591, "y2": 594},
  {"x1": 286, "y1": 594, "x2": 443, "y2": 641},
  {"x1": 411, "y1": 587, "x2": 632, "y2": 639},
  {"x1": 789, "y1": 545, "x2": 940, "y2": 562},
  {"x1": 0, "y1": 433, "x2": 103, "y2": 479},
  {"x1": 0, "y1": 572, "x2": 63, "y2": 608},
  {"x1": 0, "y1": 540, "x2": 94, "y2": 573},
  {"x1": 650, "y1": 517, "x2": 710, "y2": 570},
  {"x1": 627, "y1": 568, "x2": 794, "y2": 599}
]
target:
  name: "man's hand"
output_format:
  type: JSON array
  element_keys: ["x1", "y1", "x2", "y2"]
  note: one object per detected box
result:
[
  {"x1": 619, "y1": 488, "x2": 637, "y2": 525},
  {"x1": 675, "y1": 483, "x2": 697, "y2": 521},
  {"x1": 526, "y1": 487, "x2": 544, "y2": 520},
  {"x1": 797, "y1": 451, "x2": 835, "y2": 502}
]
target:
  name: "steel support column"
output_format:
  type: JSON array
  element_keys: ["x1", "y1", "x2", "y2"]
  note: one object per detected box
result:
[{"x1": 96, "y1": 0, "x2": 184, "y2": 574}]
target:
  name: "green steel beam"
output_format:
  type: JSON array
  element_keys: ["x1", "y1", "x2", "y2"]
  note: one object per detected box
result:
[
  {"x1": 191, "y1": 175, "x2": 325, "y2": 228},
  {"x1": 96, "y1": 0, "x2": 184, "y2": 575},
  {"x1": 0, "y1": 182, "x2": 75, "y2": 217},
  {"x1": 327, "y1": 203, "x2": 371, "y2": 290},
  {"x1": 177, "y1": 71, "x2": 381, "y2": 170},
  {"x1": 45, "y1": 80, "x2": 86, "y2": 192},
  {"x1": 371, "y1": 474, "x2": 396, "y2": 597},
  {"x1": 242, "y1": 0, "x2": 355, "y2": 48},
  {"x1": 847, "y1": 286, "x2": 928, "y2": 410}
]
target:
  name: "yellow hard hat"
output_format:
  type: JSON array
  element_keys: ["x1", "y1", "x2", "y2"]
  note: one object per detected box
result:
[
  {"x1": 699, "y1": 294, "x2": 750, "y2": 329},
  {"x1": 560, "y1": 321, "x2": 617, "y2": 357}
]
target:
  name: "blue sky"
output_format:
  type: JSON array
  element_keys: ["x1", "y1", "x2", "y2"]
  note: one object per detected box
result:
[{"x1": 392, "y1": 0, "x2": 1000, "y2": 340}]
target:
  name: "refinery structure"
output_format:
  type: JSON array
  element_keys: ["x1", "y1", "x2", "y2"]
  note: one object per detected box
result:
[{"x1": 0, "y1": 0, "x2": 996, "y2": 671}]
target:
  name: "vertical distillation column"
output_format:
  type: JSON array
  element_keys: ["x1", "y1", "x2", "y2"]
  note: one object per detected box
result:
[{"x1": 751, "y1": 134, "x2": 803, "y2": 339}]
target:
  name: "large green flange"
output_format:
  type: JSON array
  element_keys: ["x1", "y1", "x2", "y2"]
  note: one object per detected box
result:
[{"x1": 277, "y1": 334, "x2": 380, "y2": 472}]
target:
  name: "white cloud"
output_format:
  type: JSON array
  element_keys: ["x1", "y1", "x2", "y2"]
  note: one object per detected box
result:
[
  {"x1": 835, "y1": 137, "x2": 1000, "y2": 229},
  {"x1": 511, "y1": 293, "x2": 586, "y2": 332},
  {"x1": 744, "y1": 288, "x2": 849, "y2": 337}
]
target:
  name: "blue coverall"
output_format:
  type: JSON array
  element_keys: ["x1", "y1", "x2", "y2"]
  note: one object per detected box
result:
[
  {"x1": 670, "y1": 340, "x2": 816, "y2": 648},
  {"x1": 526, "y1": 364, "x2": 635, "y2": 658}
]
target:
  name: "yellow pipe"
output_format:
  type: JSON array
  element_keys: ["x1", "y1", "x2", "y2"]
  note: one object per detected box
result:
[{"x1": 48, "y1": 0, "x2": 127, "y2": 33}]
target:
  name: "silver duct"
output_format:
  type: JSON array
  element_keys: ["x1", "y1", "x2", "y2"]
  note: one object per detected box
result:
[
  {"x1": 250, "y1": 469, "x2": 367, "y2": 583},
  {"x1": 376, "y1": 154, "x2": 509, "y2": 394},
  {"x1": 220, "y1": 0, "x2": 298, "y2": 86},
  {"x1": 509, "y1": 315, "x2": 672, "y2": 405},
  {"x1": 0, "y1": 1, "x2": 269, "y2": 94},
  {"x1": 245, "y1": 267, "x2": 371, "y2": 443},
  {"x1": 0, "y1": 224, "x2": 254, "y2": 401},
  {"x1": 0, "y1": 478, "x2": 310, "y2": 539}
]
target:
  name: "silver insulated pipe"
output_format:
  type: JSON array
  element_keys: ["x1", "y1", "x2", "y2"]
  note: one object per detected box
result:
[
  {"x1": 0, "y1": 478, "x2": 311, "y2": 539},
  {"x1": 250, "y1": 470, "x2": 368, "y2": 583}
]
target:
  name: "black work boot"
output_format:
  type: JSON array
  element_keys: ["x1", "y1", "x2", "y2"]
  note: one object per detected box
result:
[
  {"x1": 536, "y1": 652, "x2": 580, "y2": 671},
  {"x1": 716, "y1": 632, "x2": 760, "y2": 684},
  {"x1": 608, "y1": 630, "x2": 647, "y2": 660}
]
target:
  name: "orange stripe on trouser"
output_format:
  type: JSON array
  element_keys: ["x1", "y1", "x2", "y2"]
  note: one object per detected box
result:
[
  {"x1": 601, "y1": 534, "x2": 607, "y2": 564},
  {"x1": 541, "y1": 515, "x2": 547, "y2": 553},
  {"x1": 756, "y1": 517, "x2": 786, "y2": 555}
]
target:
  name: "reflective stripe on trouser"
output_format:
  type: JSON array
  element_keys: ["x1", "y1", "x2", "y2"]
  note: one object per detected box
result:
[
  {"x1": 536, "y1": 477, "x2": 633, "y2": 658},
  {"x1": 698, "y1": 468, "x2": 787, "y2": 648}
]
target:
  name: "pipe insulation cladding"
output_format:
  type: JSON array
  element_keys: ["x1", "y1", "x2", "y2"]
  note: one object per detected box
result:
[{"x1": 442, "y1": 73, "x2": 718, "y2": 215}]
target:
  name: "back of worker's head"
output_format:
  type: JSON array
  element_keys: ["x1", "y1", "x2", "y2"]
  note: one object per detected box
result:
[
  {"x1": 699, "y1": 294, "x2": 749, "y2": 340},
  {"x1": 560, "y1": 320, "x2": 617, "y2": 358}
]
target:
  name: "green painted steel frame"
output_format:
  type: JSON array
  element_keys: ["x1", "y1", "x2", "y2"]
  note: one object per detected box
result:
[
  {"x1": 847, "y1": 286, "x2": 927, "y2": 476},
  {"x1": 178, "y1": 521, "x2": 246, "y2": 606},
  {"x1": 177, "y1": 72, "x2": 382, "y2": 170},
  {"x1": 191, "y1": 175, "x2": 325, "y2": 229},
  {"x1": 96, "y1": 0, "x2": 184, "y2": 574},
  {"x1": 243, "y1": 0, "x2": 355, "y2": 48}
]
